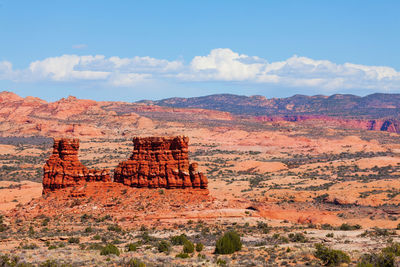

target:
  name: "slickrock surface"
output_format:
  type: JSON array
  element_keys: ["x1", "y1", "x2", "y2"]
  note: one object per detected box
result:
[
  {"x1": 114, "y1": 136, "x2": 208, "y2": 189},
  {"x1": 42, "y1": 138, "x2": 110, "y2": 194}
]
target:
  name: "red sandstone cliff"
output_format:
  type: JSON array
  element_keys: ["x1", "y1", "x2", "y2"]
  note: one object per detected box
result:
[
  {"x1": 114, "y1": 136, "x2": 208, "y2": 189},
  {"x1": 43, "y1": 138, "x2": 110, "y2": 194}
]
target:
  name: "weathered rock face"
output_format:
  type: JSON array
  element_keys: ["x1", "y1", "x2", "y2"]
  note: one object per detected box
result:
[
  {"x1": 114, "y1": 136, "x2": 208, "y2": 189},
  {"x1": 43, "y1": 138, "x2": 110, "y2": 194},
  {"x1": 43, "y1": 136, "x2": 207, "y2": 194}
]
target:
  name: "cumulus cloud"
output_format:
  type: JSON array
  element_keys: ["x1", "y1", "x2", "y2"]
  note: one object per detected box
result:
[
  {"x1": 186, "y1": 48, "x2": 265, "y2": 81},
  {"x1": 184, "y1": 50, "x2": 400, "y2": 92},
  {"x1": 0, "y1": 48, "x2": 399, "y2": 92},
  {"x1": 0, "y1": 54, "x2": 183, "y2": 87},
  {"x1": 0, "y1": 61, "x2": 13, "y2": 79},
  {"x1": 29, "y1": 55, "x2": 110, "y2": 81}
]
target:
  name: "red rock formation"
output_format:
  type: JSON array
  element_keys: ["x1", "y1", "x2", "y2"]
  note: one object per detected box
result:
[
  {"x1": 114, "y1": 136, "x2": 208, "y2": 189},
  {"x1": 43, "y1": 138, "x2": 110, "y2": 194},
  {"x1": 256, "y1": 115, "x2": 400, "y2": 133}
]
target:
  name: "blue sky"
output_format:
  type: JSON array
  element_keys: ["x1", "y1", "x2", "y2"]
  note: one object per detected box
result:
[{"x1": 0, "y1": 0, "x2": 399, "y2": 101}]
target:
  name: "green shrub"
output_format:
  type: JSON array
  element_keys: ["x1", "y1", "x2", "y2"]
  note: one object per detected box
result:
[
  {"x1": 80, "y1": 213, "x2": 93, "y2": 222},
  {"x1": 382, "y1": 242, "x2": 400, "y2": 256},
  {"x1": 257, "y1": 221, "x2": 270, "y2": 233},
  {"x1": 215, "y1": 231, "x2": 242, "y2": 254},
  {"x1": 48, "y1": 245, "x2": 57, "y2": 250},
  {"x1": 39, "y1": 259, "x2": 60, "y2": 267},
  {"x1": 20, "y1": 242, "x2": 39, "y2": 249},
  {"x1": 157, "y1": 240, "x2": 171, "y2": 253},
  {"x1": 88, "y1": 243, "x2": 104, "y2": 250},
  {"x1": 107, "y1": 224, "x2": 122, "y2": 232},
  {"x1": 100, "y1": 243, "x2": 120, "y2": 256},
  {"x1": 364, "y1": 227, "x2": 396, "y2": 237},
  {"x1": 124, "y1": 258, "x2": 146, "y2": 267},
  {"x1": 126, "y1": 243, "x2": 138, "y2": 252},
  {"x1": 339, "y1": 223, "x2": 361, "y2": 231},
  {"x1": 321, "y1": 223, "x2": 333, "y2": 230},
  {"x1": 288, "y1": 233, "x2": 307, "y2": 243},
  {"x1": 96, "y1": 214, "x2": 112, "y2": 222},
  {"x1": 41, "y1": 217, "x2": 50, "y2": 226},
  {"x1": 28, "y1": 226, "x2": 35, "y2": 236},
  {"x1": 216, "y1": 258, "x2": 227, "y2": 266},
  {"x1": 139, "y1": 231, "x2": 155, "y2": 244},
  {"x1": 93, "y1": 234, "x2": 101, "y2": 240},
  {"x1": 358, "y1": 242, "x2": 400, "y2": 266},
  {"x1": 68, "y1": 237, "x2": 80, "y2": 244},
  {"x1": 0, "y1": 224, "x2": 7, "y2": 232},
  {"x1": 358, "y1": 252, "x2": 394, "y2": 267},
  {"x1": 171, "y1": 234, "x2": 189, "y2": 245},
  {"x1": 183, "y1": 240, "x2": 194, "y2": 253},
  {"x1": 0, "y1": 255, "x2": 27, "y2": 267},
  {"x1": 175, "y1": 252, "x2": 190, "y2": 258},
  {"x1": 196, "y1": 243, "x2": 204, "y2": 252},
  {"x1": 314, "y1": 243, "x2": 350, "y2": 266}
]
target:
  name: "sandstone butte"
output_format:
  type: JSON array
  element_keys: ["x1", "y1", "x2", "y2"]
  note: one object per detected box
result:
[
  {"x1": 42, "y1": 136, "x2": 208, "y2": 194},
  {"x1": 42, "y1": 138, "x2": 111, "y2": 194},
  {"x1": 114, "y1": 136, "x2": 208, "y2": 189}
]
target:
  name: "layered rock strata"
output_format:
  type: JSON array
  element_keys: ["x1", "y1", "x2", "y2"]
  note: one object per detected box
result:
[
  {"x1": 43, "y1": 138, "x2": 110, "y2": 194},
  {"x1": 114, "y1": 136, "x2": 208, "y2": 189}
]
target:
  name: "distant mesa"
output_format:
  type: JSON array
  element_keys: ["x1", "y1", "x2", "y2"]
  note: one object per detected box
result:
[{"x1": 42, "y1": 136, "x2": 208, "y2": 194}]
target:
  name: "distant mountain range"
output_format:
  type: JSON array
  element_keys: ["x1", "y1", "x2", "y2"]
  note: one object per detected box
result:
[
  {"x1": 2, "y1": 91, "x2": 400, "y2": 136},
  {"x1": 142, "y1": 93, "x2": 400, "y2": 119}
]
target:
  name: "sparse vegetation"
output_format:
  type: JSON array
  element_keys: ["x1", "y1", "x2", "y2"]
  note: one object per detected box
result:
[
  {"x1": 157, "y1": 240, "x2": 171, "y2": 253},
  {"x1": 358, "y1": 242, "x2": 400, "y2": 267},
  {"x1": 183, "y1": 240, "x2": 194, "y2": 253},
  {"x1": 196, "y1": 243, "x2": 204, "y2": 252},
  {"x1": 100, "y1": 244, "x2": 120, "y2": 256},
  {"x1": 215, "y1": 231, "x2": 242, "y2": 254},
  {"x1": 314, "y1": 243, "x2": 350, "y2": 266},
  {"x1": 126, "y1": 243, "x2": 138, "y2": 252}
]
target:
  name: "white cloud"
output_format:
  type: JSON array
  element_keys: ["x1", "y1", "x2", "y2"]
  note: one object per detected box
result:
[
  {"x1": 182, "y1": 49, "x2": 400, "y2": 92},
  {"x1": 1, "y1": 48, "x2": 400, "y2": 92},
  {"x1": 107, "y1": 56, "x2": 183, "y2": 73},
  {"x1": 0, "y1": 61, "x2": 13, "y2": 79},
  {"x1": 187, "y1": 48, "x2": 265, "y2": 81},
  {"x1": 29, "y1": 55, "x2": 110, "y2": 81},
  {"x1": 1, "y1": 54, "x2": 183, "y2": 87},
  {"x1": 108, "y1": 72, "x2": 151, "y2": 87}
]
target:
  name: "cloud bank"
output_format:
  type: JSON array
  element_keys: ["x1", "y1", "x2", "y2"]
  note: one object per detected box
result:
[{"x1": 1, "y1": 48, "x2": 400, "y2": 93}]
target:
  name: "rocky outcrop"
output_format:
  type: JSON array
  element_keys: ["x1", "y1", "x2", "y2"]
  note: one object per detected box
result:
[
  {"x1": 43, "y1": 138, "x2": 110, "y2": 194},
  {"x1": 43, "y1": 136, "x2": 208, "y2": 194},
  {"x1": 114, "y1": 136, "x2": 208, "y2": 189},
  {"x1": 256, "y1": 115, "x2": 400, "y2": 133}
]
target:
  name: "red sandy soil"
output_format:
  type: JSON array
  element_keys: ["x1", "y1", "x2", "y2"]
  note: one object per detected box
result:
[{"x1": 0, "y1": 181, "x2": 42, "y2": 211}]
